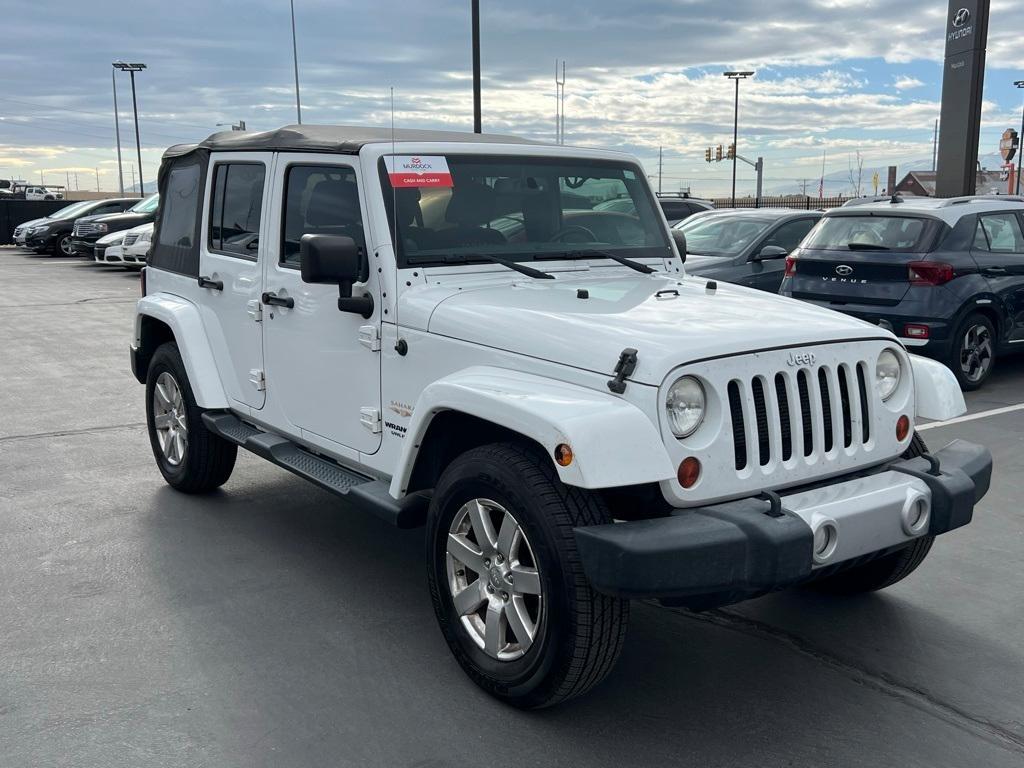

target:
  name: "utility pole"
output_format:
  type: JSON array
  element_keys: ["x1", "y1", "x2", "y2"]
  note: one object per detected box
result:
[
  {"x1": 723, "y1": 70, "x2": 754, "y2": 207},
  {"x1": 95, "y1": 168, "x2": 100, "y2": 192},
  {"x1": 290, "y1": 0, "x2": 302, "y2": 123},
  {"x1": 560, "y1": 61, "x2": 566, "y2": 144},
  {"x1": 130, "y1": 164, "x2": 136, "y2": 194},
  {"x1": 554, "y1": 60, "x2": 566, "y2": 144},
  {"x1": 471, "y1": 0, "x2": 481, "y2": 133},
  {"x1": 658, "y1": 146, "x2": 663, "y2": 195},
  {"x1": 932, "y1": 118, "x2": 939, "y2": 172},
  {"x1": 74, "y1": 171, "x2": 79, "y2": 191},
  {"x1": 111, "y1": 66, "x2": 125, "y2": 194},
  {"x1": 39, "y1": 170, "x2": 44, "y2": 185}
]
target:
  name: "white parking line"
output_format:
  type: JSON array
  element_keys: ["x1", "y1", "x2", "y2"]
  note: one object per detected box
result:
[{"x1": 918, "y1": 402, "x2": 1024, "y2": 431}]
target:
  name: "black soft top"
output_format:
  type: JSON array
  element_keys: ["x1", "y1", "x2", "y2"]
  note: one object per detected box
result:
[{"x1": 163, "y1": 124, "x2": 538, "y2": 160}]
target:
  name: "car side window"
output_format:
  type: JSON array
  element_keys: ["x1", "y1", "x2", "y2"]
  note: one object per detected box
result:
[
  {"x1": 764, "y1": 218, "x2": 817, "y2": 253},
  {"x1": 281, "y1": 164, "x2": 365, "y2": 267},
  {"x1": 209, "y1": 163, "x2": 265, "y2": 258},
  {"x1": 975, "y1": 213, "x2": 1024, "y2": 254}
]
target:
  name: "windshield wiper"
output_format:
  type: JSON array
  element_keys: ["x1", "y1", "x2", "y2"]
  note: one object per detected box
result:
[
  {"x1": 407, "y1": 252, "x2": 554, "y2": 279},
  {"x1": 846, "y1": 242, "x2": 887, "y2": 251},
  {"x1": 537, "y1": 249, "x2": 656, "y2": 274}
]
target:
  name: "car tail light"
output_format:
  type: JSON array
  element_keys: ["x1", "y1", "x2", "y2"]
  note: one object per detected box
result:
[
  {"x1": 140, "y1": 266, "x2": 147, "y2": 296},
  {"x1": 784, "y1": 256, "x2": 797, "y2": 278},
  {"x1": 908, "y1": 261, "x2": 954, "y2": 286},
  {"x1": 903, "y1": 324, "x2": 930, "y2": 339}
]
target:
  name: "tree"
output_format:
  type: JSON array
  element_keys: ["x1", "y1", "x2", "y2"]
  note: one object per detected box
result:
[{"x1": 847, "y1": 151, "x2": 865, "y2": 197}]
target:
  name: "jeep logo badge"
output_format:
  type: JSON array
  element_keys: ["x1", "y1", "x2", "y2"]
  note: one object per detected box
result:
[
  {"x1": 787, "y1": 351, "x2": 816, "y2": 367},
  {"x1": 952, "y1": 7, "x2": 970, "y2": 27},
  {"x1": 835, "y1": 264, "x2": 853, "y2": 276}
]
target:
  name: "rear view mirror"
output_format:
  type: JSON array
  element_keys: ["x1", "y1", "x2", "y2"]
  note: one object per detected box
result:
[
  {"x1": 754, "y1": 245, "x2": 788, "y2": 261},
  {"x1": 300, "y1": 234, "x2": 374, "y2": 318},
  {"x1": 671, "y1": 229, "x2": 687, "y2": 263}
]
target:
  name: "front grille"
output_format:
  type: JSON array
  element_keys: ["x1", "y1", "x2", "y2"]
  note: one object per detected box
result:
[
  {"x1": 73, "y1": 222, "x2": 102, "y2": 237},
  {"x1": 727, "y1": 362, "x2": 872, "y2": 471},
  {"x1": 123, "y1": 233, "x2": 139, "y2": 246}
]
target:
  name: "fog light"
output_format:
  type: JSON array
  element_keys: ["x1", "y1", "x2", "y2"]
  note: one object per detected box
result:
[
  {"x1": 901, "y1": 490, "x2": 930, "y2": 536},
  {"x1": 677, "y1": 457, "x2": 701, "y2": 489},
  {"x1": 812, "y1": 520, "x2": 839, "y2": 563},
  {"x1": 554, "y1": 443, "x2": 574, "y2": 467},
  {"x1": 896, "y1": 415, "x2": 910, "y2": 441}
]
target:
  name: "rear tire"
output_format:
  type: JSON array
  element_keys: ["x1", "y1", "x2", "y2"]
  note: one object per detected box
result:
[
  {"x1": 426, "y1": 442, "x2": 628, "y2": 708},
  {"x1": 145, "y1": 342, "x2": 237, "y2": 493},
  {"x1": 949, "y1": 313, "x2": 995, "y2": 391},
  {"x1": 808, "y1": 433, "x2": 934, "y2": 595}
]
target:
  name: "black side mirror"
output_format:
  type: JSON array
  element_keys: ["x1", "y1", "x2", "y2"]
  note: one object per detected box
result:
[
  {"x1": 670, "y1": 229, "x2": 687, "y2": 263},
  {"x1": 300, "y1": 234, "x2": 374, "y2": 318},
  {"x1": 753, "y1": 244, "x2": 788, "y2": 261}
]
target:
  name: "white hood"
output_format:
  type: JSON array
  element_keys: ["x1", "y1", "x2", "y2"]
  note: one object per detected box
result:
[{"x1": 419, "y1": 272, "x2": 891, "y2": 385}]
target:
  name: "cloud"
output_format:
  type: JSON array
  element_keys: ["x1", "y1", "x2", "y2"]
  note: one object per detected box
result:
[{"x1": 893, "y1": 76, "x2": 925, "y2": 90}]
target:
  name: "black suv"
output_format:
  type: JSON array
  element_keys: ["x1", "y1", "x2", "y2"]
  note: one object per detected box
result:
[
  {"x1": 69, "y1": 194, "x2": 160, "y2": 257},
  {"x1": 780, "y1": 195, "x2": 1024, "y2": 389},
  {"x1": 676, "y1": 208, "x2": 821, "y2": 292},
  {"x1": 23, "y1": 198, "x2": 138, "y2": 255}
]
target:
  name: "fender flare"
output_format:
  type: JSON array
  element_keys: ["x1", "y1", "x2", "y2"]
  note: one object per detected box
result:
[
  {"x1": 909, "y1": 353, "x2": 965, "y2": 422},
  {"x1": 389, "y1": 366, "x2": 676, "y2": 498},
  {"x1": 134, "y1": 292, "x2": 229, "y2": 409}
]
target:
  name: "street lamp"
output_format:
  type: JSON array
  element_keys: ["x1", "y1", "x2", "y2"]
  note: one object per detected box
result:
[
  {"x1": 1015, "y1": 80, "x2": 1024, "y2": 195},
  {"x1": 723, "y1": 70, "x2": 754, "y2": 207},
  {"x1": 113, "y1": 61, "x2": 146, "y2": 195},
  {"x1": 110, "y1": 67, "x2": 125, "y2": 194}
]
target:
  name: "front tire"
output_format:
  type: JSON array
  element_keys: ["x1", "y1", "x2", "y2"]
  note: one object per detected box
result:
[
  {"x1": 809, "y1": 433, "x2": 934, "y2": 595},
  {"x1": 426, "y1": 442, "x2": 628, "y2": 708},
  {"x1": 55, "y1": 234, "x2": 74, "y2": 256},
  {"x1": 145, "y1": 342, "x2": 237, "y2": 493}
]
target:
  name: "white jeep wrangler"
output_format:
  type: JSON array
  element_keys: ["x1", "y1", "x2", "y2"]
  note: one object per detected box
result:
[{"x1": 132, "y1": 125, "x2": 992, "y2": 708}]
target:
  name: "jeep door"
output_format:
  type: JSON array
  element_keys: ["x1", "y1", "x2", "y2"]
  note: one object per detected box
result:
[
  {"x1": 197, "y1": 153, "x2": 271, "y2": 410},
  {"x1": 970, "y1": 211, "x2": 1024, "y2": 343},
  {"x1": 261, "y1": 155, "x2": 382, "y2": 455}
]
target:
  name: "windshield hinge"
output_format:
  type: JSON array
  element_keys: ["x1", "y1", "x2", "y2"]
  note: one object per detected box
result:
[
  {"x1": 249, "y1": 368, "x2": 266, "y2": 392},
  {"x1": 360, "y1": 407, "x2": 382, "y2": 434},
  {"x1": 607, "y1": 348, "x2": 638, "y2": 394},
  {"x1": 358, "y1": 324, "x2": 381, "y2": 352},
  {"x1": 246, "y1": 300, "x2": 263, "y2": 322}
]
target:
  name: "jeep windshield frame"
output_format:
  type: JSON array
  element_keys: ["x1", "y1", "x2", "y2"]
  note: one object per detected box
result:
[{"x1": 378, "y1": 154, "x2": 672, "y2": 269}]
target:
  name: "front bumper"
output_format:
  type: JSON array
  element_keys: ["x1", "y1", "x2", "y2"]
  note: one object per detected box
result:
[
  {"x1": 25, "y1": 232, "x2": 58, "y2": 250},
  {"x1": 70, "y1": 237, "x2": 100, "y2": 256},
  {"x1": 575, "y1": 439, "x2": 991, "y2": 608}
]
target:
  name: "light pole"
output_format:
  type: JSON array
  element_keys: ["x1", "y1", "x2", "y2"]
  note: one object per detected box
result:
[
  {"x1": 111, "y1": 67, "x2": 125, "y2": 194},
  {"x1": 723, "y1": 70, "x2": 754, "y2": 207},
  {"x1": 471, "y1": 0, "x2": 481, "y2": 133},
  {"x1": 114, "y1": 61, "x2": 146, "y2": 195},
  {"x1": 1015, "y1": 80, "x2": 1024, "y2": 195},
  {"x1": 290, "y1": 0, "x2": 302, "y2": 123}
]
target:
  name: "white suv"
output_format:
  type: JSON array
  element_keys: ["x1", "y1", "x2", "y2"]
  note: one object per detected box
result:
[{"x1": 131, "y1": 125, "x2": 992, "y2": 707}]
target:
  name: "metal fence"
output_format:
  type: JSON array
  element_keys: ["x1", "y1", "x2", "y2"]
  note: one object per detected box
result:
[
  {"x1": 0, "y1": 200, "x2": 69, "y2": 245},
  {"x1": 710, "y1": 196, "x2": 852, "y2": 210}
]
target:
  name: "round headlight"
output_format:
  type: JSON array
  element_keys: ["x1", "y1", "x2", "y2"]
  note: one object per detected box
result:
[
  {"x1": 875, "y1": 348, "x2": 902, "y2": 401},
  {"x1": 666, "y1": 376, "x2": 706, "y2": 438}
]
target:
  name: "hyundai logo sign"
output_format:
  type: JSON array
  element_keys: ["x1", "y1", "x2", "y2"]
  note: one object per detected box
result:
[
  {"x1": 952, "y1": 7, "x2": 970, "y2": 27},
  {"x1": 835, "y1": 265, "x2": 854, "y2": 276}
]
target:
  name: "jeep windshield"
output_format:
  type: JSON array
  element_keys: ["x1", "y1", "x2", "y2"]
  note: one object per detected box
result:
[
  {"x1": 803, "y1": 215, "x2": 930, "y2": 252},
  {"x1": 380, "y1": 154, "x2": 671, "y2": 268},
  {"x1": 676, "y1": 213, "x2": 774, "y2": 257}
]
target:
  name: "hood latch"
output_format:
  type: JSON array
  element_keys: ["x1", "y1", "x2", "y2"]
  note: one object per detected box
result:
[{"x1": 607, "y1": 348, "x2": 638, "y2": 394}]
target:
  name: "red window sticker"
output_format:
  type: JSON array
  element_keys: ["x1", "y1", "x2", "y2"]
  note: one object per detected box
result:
[{"x1": 386, "y1": 155, "x2": 453, "y2": 188}]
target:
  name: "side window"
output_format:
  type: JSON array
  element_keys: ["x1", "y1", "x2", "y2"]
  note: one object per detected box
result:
[
  {"x1": 158, "y1": 163, "x2": 201, "y2": 249},
  {"x1": 765, "y1": 218, "x2": 817, "y2": 253},
  {"x1": 281, "y1": 164, "x2": 364, "y2": 267},
  {"x1": 209, "y1": 163, "x2": 265, "y2": 257},
  {"x1": 976, "y1": 213, "x2": 1024, "y2": 254},
  {"x1": 97, "y1": 203, "x2": 123, "y2": 214}
]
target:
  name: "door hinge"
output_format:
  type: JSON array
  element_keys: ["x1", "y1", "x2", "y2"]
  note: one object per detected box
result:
[
  {"x1": 358, "y1": 324, "x2": 381, "y2": 352},
  {"x1": 247, "y1": 299, "x2": 263, "y2": 322},
  {"x1": 249, "y1": 368, "x2": 266, "y2": 392},
  {"x1": 360, "y1": 407, "x2": 382, "y2": 433}
]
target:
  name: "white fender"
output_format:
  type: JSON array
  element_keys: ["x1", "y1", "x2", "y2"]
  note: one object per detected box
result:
[
  {"x1": 909, "y1": 353, "x2": 965, "y2": 422},
  {"x1": 134, "y1": 293, "x2": 229, "y2": 409},
  {"x1": 390, "y1": 366, "x2": 675, "y2": 498}
]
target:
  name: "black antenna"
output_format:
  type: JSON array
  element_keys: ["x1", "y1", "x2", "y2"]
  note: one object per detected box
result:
[{"x1": 391, "y1": 87, "x2": 406, "y2": 354}]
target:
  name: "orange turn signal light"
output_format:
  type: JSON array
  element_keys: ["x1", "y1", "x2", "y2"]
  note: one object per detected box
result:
[
  {"x1": 896, "y1": 415, "x2": 910, "y2": 442},
  {"x1": 677, "y1": 457, "x2": 701, "y2": 489},
  {"x1": 554, "y1": 443, "x2": 574, "y2": 467}
]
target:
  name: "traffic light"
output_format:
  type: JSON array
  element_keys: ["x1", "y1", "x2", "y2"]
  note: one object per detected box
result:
[
  {"x1": 715, "y1": 145, "x2": 723, "y2": 161},
  {"x1": 727, "y1": 143, "x2": 736, "y2": 160},
  {"x1": 705, "y1": 147, "x2": 712, "y2": 163}
]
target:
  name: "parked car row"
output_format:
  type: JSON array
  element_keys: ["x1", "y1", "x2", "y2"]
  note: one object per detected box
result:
[{"x1": 13, "y1": 195, "x2": 157, "y2": 269}]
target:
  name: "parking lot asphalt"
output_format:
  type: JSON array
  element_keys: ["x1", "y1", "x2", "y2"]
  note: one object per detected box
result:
[{"x1": 2, "y1": 246, "x2": 1023, "y2": 767}]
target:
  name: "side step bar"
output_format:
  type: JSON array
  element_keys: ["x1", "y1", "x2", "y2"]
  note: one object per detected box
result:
[{"x1": 202, "y1": 411, "x2": 428, "y2": 529}]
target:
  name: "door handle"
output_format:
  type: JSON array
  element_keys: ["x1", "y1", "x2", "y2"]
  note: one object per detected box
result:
[
  {"x1": 982, "y1": 267, "x2": 1008, "y2": 276},
  {"x1": 198, "y1": 275, "x2": 223, "y2": 290},
  {"x1": 262, "y1": 291, "x2": 294, "y2": 309}
]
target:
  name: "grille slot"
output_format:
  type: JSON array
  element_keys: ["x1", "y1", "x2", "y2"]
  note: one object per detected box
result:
[
  {"x1": 774, "y1": 373, "x2": 793, "y2": 462},
  {"x1": 856, "y1": 363, "x2": 871, "y2": 443},
  {"x1": 838, "y1": 366, "x2": 853, "y2": 448},
  {"x1": 797, "y1": 370, "x2": 813, "y2": 456},
  {"x1": 751, "y1": 378, "x2": 770, "y2": 466},
  {"x1": 728, "y1": 381, "x2": 747, "y2": 470},
  {"x1": 818, "y1": 368, "x2": 834, "y2": 453}
]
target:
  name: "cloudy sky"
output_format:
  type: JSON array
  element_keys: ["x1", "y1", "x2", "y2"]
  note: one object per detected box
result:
[{"x1": 1, "y1": 0, "x2": 1021, "y2": 196}]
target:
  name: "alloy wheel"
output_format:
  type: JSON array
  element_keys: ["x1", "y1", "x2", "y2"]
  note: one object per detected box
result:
[
  {"x1": 152, "y1": 371, "x2": 187, "y2": 466},
  {"x1": 59, "y1": 235, "x2": 73, "y2": 256},
  {"x1": 960, "y1": 323, "x2": 993, "y2": 383},
  {"x1": 445, "y1": 498, "x2": 543, "y2": 661}
]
